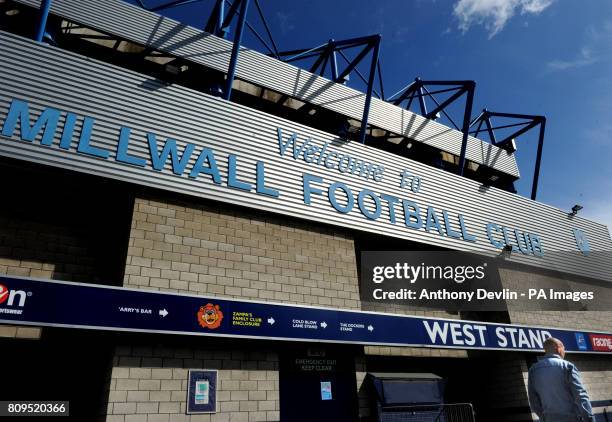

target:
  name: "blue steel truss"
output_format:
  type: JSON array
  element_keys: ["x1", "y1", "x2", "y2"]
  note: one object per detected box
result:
[
  {"x1": 470, "y1": 110, "x2": 546, "y2": 200},
  {"x1": 387, "y1": 78, "x2": 475, "y2": 177},
  {"x1": 132, "y1": 0, "x2": 257, "y2": 101},
  {"x1": 273, "y1": 35, "x2": 382, "y2": 144},
  {"x1": 133, "y1": 0, "x2": 278, "y2": 56},
  {"x1": 31, "y1": 0, "x2": 548, "y2": 198}
]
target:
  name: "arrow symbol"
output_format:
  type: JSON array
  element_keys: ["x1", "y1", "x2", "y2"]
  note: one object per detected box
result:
[
  {"x1": 267, "y1": 317, "x2": 275, "y2": 325},
  {"x1": 159, "y1": 309, "x2": 168, "y2": 318},
  {"x1": 320, "y1": 321, "x2": 327, "y2": 329},
  {"x1": 367, "y1": 325, "x2": 374, "y2": 332}
]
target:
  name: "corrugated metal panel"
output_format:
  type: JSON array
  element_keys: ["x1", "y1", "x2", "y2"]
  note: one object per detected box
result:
[
  {"x1": 14, "y1": 0, "x2": 520, "y2": 178},
  {"x1": 0, "y1": 31, "x2": 609, "y2": 282}
]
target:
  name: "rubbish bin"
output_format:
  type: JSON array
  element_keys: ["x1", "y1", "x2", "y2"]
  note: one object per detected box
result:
[{"x1": 367, "y1": 373, "x2": 474, "y2": 422}]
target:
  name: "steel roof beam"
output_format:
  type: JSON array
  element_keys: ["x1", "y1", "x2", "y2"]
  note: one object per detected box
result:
[{"x1": 470, "y1": 110, "x2": 546, "y2": 200}]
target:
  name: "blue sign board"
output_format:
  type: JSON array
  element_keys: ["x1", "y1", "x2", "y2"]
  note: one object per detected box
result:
[
  {"x1": 187, "y1": 370, "x2": 217, "y2": 414},
  {"x1": 575, "y1": 332, "x2": 588, "y2": 351},
  {"x1": 573, "y1": 229, "x2": 591, "y2": 256},
  {"x1": 0, "y1": 276, "x2": 609, "y2": 354}
]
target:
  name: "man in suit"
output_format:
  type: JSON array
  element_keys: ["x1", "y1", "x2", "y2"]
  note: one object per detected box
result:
[{"x1": 528, "y1": 337, "x2": 595, "y2": 422}]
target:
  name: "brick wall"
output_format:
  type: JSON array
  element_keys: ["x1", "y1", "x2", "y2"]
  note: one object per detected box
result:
[
  {"x1": 491, "y1": 354, "x2": 531, "y2": 409},
  {"x1": 0, "y1": 206, "x2": 97, "y2": 340},
  {"x1": 510, "y1": 310, "x2": 612, "y2": 332},
  {"x1": 123, "y1": 197, "x2": 359, "y2": 309},
  {"x1": 362, "y1": 345, "x2": 466, "y2": 358},
  {"x1": 0, "y1": 162, "x2": 132, "y2": 339},
  {"x1": 569, "y1": 355, "x2": 612, "y2": 401},
  {"x1": 499, "y1": 267, "x2": 612, "y2": 332},
  {"x1": 105, "y1": 343, "x2": 279, "y2": 422}
]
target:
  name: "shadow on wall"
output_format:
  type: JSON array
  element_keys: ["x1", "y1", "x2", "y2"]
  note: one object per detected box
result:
[
  {"x1": 0, "y1": 157, "x2": 134, "y2": 286},
  {"x1": 0, "y1": 327, "x2": 116, "y2": 421}
]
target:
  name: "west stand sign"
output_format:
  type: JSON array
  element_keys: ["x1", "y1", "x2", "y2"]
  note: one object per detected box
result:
[{"x1": 0, "y1": 276, "x2": 611, "y2": 354}]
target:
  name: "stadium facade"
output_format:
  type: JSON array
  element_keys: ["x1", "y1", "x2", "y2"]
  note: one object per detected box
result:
[{"x1": 0, "y1": 1, "x2": 611, "y2": 421}]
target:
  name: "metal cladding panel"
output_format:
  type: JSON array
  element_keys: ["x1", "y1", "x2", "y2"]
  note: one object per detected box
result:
[
  {"x1": 0, "y1": 31, "x2": 610, "y2": 281},
  {"x1": 14, "y1": 0, "x2": 520, "y2": 178}
]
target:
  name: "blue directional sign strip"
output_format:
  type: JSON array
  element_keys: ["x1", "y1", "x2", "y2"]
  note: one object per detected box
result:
[{"x1": 0, "y1": 276, "x2": 610, "y2": 354}]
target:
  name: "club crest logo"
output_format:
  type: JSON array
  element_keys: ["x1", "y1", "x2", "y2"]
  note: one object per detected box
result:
[
  {"x1": 575, "y1": 332, "x2": 587, "y2": 351},
  {"x1": 197, "y1": 303, "x2": 223, "y2": 329},
  {"x1": 573, "y1": 229, "x2": 590, "y2": 256}
]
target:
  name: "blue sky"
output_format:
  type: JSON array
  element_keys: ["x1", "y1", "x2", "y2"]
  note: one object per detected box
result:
[{"x1": 133, "y1": 0, "x2": 612, "y2": 233}]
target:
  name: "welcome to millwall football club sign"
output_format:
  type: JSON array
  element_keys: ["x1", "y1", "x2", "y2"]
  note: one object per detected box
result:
[
  {"x1": 0, "y1": 276, "x2": 611, "y2": 354},
  {"x1": 0, "y1": 33, "x2": 611, "y2": 282},
  {"x1": 0, "y1": 98, "x2": 571, "y2": 259}
]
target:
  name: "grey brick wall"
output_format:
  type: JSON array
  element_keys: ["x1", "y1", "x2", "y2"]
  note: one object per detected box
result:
[
  {"x1": 510, "y1": 310, "x2": 612, "y2": 332},
  {"x1": 491, "y1": 354, "x2": 531, "y2": 408},
  {"x1": 499, "y1": 267, "x2": 612, "y2": 332},
  {"x1": 0, "y1": 218, "x2": 97, "y2": 281},
  {"x1": 0, "y1": 164, "x2": 132, "y2": 340},
  {"x1": 123, "y1": 197, "x2": 359, "y2": 309},
  {"x1": 362, "y1": 345, "x2": 467, "y2": 358},
  {"x1": 0, "y1": 215, "x2": 97, "y2": 339},
  {"x1": 105, "y1": 344, "x2": 279, "y2": 422},
  {"x1": 569, "y1": 355, "x2": 612, "y2": 402}
]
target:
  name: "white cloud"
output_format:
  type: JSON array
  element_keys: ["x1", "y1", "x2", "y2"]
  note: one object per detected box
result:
[
  {"x1": 275, "y1": 11, "x2": 295, "y2": 35},
  {"x1": 453, "y1": 0, "x2": 554, "y2": 38},
  {"x1": 546, "y1": 19, "x2": 612, "y2": 72},
  {"x1": 520, "y1": 0, "x2": 552, "y2": 14},
  {"x1": 586, "y1": 19, "x2": 612, "y2": 42},
  {"x1": 546, "y1": 47, "x2": 598, "y2": 71}
]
